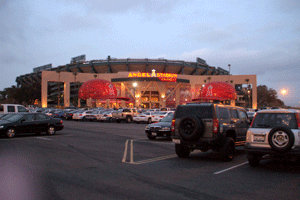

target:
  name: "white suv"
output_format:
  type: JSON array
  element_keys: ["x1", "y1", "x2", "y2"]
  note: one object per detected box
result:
[{"x1": 245, "y1": 109, "x2": 300, "y2": 167}]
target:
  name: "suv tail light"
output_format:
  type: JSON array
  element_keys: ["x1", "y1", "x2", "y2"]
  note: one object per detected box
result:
[
  {"x1": 171, "y1": 119, "x2": 175, "y2": 132},
  {"x1": 295, "y1": 113, "x2": 300, "y2": 129},
  {"x1": 213, "y1": 119, "x2": 219, "y2": 133}
]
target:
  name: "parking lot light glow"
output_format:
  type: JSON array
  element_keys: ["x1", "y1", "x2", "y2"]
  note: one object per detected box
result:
[{"x1": 281, "y1": 89, "x2": 287, "y2": 95}]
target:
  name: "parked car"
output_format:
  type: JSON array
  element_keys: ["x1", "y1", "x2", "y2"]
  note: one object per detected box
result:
[
  {"x1": 98, "y1": 110, "x2": 114, "y2": 122},
  {"x1": 112, "y1": 108, "x2": 139, "y2": 123},
  {"x1": 62, "y1": 110, "x2": 77, "y2": 120},
  {"x1": 247, "y1": 111, "x2": 256, "y2": 122},
  {"x1": 72, "y1": 110, "x2": 93, "y2": 121},
  {"x1": 171, "y1": 103, "x2": 250, "y2": 161},
  {"x1": 133, "y1": 112, "x2": 153, "y2": 124},
  {"x1": 245, "y1": 109, "x2": 300, "y2": 167},
  {"x1": 85, "y1": 110, "x2": 103, "y2": 122},
  {"x1": 145, "y1": 113, "x2": 174, "y2": 140},
  {"x1": 151, "y1": 111, "x2": 174, "y2": 122},
  {"x1": 47, "y1": 110, "x2": 65, "y2": 118},
  {"x1": 0, "y1": 113, "x2": 64, "y2": 138}
]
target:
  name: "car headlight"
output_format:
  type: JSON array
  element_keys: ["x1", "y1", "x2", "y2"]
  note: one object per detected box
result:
[
  {"x1": 145, "y1": 126, "x2": 150, "y2": 130},
  {"x1": 0, "y1": 126, "x2": 4, "y2": 129},
  {"x1": 161, "y1": 127, "x2": 170, "y2": 131}
]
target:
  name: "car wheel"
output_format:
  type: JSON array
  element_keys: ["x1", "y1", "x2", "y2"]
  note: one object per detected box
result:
[
  {"x1": 82, "y1": 117, "x2": 86, "y2": 122},
  {"x1": 247, "y1": 153, "x2": 261, "y2": 167},
  {"x1": 221, "y1": 137, "x2": 235, "y2": 161},
  {"x1": 147, "y1": 118, "x2": 152, "y2": 124},
  {"x1": 35, "y1": 132, "x2": 41, "y2": 135},
  {"x1": 47, "y1": 126, "x2": 56, "y2": 135},
  {"x1": 108, "y1": 118, "x2": 113, "y2": 123},
  {"x1": 268, "y1": 127, "x2": 294, "y2": 153},
  {"x1": 116, "y1": 119, "x2": 121, "y2": 123},
  {"x1": 6, "y1": 127, "x2": 16, "y2": 138},
  {"x1": 175, "y1": 144, "x2": 190, "y2": 158},
  {"x1": 126, "y1": 116, "x2": 132, "y2": 123},
  {"x1": 178, "y1": 116, "x2": 204, "y2": 141}
]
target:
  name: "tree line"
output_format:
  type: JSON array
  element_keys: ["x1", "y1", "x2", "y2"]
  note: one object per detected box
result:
[
  {"x1": 0, "y1": 83, "x2": 285, "y2": 108},
  {"x1": 0, "y1": 82, "x2": 41, "y2": 106}
]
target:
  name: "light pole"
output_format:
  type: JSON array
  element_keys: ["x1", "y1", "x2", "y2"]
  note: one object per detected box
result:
[
  {"x1": 132, "y1": 82, "x2": 137, "y2": 108},
  {"x1": 228, "y1": 64, "x2": 231, "y2": 82}
]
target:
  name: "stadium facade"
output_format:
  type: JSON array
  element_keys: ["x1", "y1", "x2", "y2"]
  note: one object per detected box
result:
[{"x1": 15, "y1": 55, "x2": 257, "y2": 109}]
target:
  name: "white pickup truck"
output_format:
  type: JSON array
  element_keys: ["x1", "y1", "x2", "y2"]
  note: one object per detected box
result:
[{"x1": 112, "y1": 108, "x2": 139, "y2": 123}]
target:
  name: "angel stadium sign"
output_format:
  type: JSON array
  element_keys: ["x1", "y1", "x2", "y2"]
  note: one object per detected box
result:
[{"x1": 128, "y1": 69, "x2": 177, "y2": 82}]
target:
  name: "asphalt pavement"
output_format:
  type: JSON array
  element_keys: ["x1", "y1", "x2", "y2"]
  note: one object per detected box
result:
[{"x1": 0, "y1": 120, "x2": 299, "y2": 200}]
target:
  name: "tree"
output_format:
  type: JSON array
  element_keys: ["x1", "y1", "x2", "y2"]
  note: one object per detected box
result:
[
  {"x1": 257, "y1": 85, "x2": 284, "y2": 108},
  {"x1": 0, "y1": 83, "x2": 41, "y2": 105}
]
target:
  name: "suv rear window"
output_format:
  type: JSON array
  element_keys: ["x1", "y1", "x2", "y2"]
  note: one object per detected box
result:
[
  {"x1": 252, "y1": 113, "x2": 297, "y2": 129},
  {"x1": 175, "y1": 105, "x2": 213, "y2": 119}
]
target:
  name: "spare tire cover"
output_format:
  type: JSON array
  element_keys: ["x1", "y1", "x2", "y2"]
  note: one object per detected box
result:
[
  {"x1": 268, "y1": 127, "x2": 294, "y2": 153},
  {"x1": 178, "y1": 116, "x2": 204, "y2": 141}
]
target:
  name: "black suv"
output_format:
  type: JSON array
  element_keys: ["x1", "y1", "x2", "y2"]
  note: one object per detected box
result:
[{"x1": 171, "y1": 103, "x2": 250, "y2": 161}]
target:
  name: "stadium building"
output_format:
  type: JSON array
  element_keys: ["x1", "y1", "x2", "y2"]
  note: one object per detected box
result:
[{"x1": 15, "y1": 55, "x2": 257, "y2": 109}]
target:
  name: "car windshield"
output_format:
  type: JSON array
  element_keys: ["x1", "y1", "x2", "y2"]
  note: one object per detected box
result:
[
  {"x1": 252, "y1": 113, "x2": 297, "y2": 129},
  {"x1": 1, "y1": 114, "x2": 24, "y2": 122},
  {"x1": 160, "y1": 113, "x2": 174, "y2": 122}
]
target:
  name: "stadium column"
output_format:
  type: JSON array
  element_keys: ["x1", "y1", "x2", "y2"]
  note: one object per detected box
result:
[
  {"x1": 175, "y1": 86, "x2": 180, "y2": 107},
  {"x1": 64, "y1": 81, "x2": 70, "y2": 107},
  {"x1": 41, "y1": 73, "x2": 48, "y2": 108},
  {"x1": 121, "y1": 83, "x2": 126, "y2": 108}
]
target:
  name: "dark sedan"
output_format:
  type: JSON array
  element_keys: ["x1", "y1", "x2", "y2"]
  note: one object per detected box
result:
[
  {"x1": 0, "y1": 113, "x2": 64, "y2": 138},
  {"x1": 145, "y1": 113, "x2": 173, "y2": 140}
]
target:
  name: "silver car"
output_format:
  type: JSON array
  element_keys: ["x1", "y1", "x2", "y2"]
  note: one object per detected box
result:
[{"x1": 245, "y1": 109, "x2": 300, "y2": 167}]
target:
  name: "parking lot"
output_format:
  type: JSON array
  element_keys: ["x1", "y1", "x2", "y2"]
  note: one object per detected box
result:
[{"x1": 0, "y1": 120, "x2": 299, "y2": 200}]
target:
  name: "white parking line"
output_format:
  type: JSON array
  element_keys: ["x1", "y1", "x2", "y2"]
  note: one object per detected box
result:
[
  {"x1": 122, "y1": 140, "x2": 129, "y2": 163},
  {"x1": 214, "y1": 161, "x2": 249, "y2": 175},
  {"x1": 132, "y1": 154, "x2": 178, "y2": 165},
  {"x1": 35, "y1": 137, "x2": 53, "y2": 141},
  {"x1": 122, "y1": 139, "x2": 177, "y2": 164}
]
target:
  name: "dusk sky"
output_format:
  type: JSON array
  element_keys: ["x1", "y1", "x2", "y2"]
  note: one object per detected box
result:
[{"x1": 1, "y1": 0, "x2": 299, "y2": 106}]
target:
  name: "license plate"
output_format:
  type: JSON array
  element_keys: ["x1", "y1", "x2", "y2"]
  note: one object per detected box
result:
[
  {"x1": 172, "y1": 139, "x2": 180, "y2": 144},
  {"x1": 254, "y1": 135, "x2": 265, "y2": 142},
  {"x1": 152, "y1": 132, "x2": 157, "y2": 136}
]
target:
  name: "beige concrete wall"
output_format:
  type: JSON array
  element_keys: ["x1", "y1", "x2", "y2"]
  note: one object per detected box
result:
[{"x1": 41, "y1": 71, "x2": 257, "y2": 109}]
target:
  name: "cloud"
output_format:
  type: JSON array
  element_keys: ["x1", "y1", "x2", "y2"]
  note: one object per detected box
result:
[
  {"x1": 273, "y1": 0, "x2": 300, "y2": 13},
  {"x1": 62, "y1": 0, "x2": 181, "y2": 14}
]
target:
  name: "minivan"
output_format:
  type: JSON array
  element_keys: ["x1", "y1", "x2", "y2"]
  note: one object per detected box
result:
[{"x1": 0, "y1": 104, "x2": 29, "y2": 114}]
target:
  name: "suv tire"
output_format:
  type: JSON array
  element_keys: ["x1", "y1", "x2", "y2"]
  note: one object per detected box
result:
[
  {"x1": 221, "y1": 137, "x2": 235, "y2": 161},
  {"x1": 268, "y1": 127, "x2": 294, "y2": 153},
  {"x1": 175, "y1": 144, "x2": 190, "y2": 158},
  {"x1": 178, "y1": 116, "x2": 204, "y2": 141}
]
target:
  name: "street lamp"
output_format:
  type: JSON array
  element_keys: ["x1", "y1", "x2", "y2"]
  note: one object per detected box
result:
[
  {"x1": 132, "y1": 82, "x2": 137, "y2": 108},
  {"x1": 280, "y1": 89, "x2": 288, "y2": 107}
]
